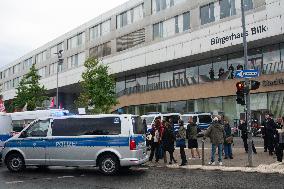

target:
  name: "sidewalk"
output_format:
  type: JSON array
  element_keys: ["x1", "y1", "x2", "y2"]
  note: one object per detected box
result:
[{"x1": 145, "y1": 145, "x2": 284, "y2": 174}]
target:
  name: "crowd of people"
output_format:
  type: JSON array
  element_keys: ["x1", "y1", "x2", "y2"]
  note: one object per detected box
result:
[{"x1": 145, "y1": 113, "x2": 284, "y2": 166}]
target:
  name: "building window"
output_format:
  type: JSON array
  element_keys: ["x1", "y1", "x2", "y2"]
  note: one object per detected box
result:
[
  {"x1": 38, "y1": 67, "x2": 46, "y2": 78},
  {"x1": 152, "y1": 0, "x2": 185, "y2": 14},
  {"x1": 170, "y1": 101, "x2": 187, "y2": 114},
  {"x1": 51, "y1": 43, "x2": 64, "y2": 58},
  {"x1": 244, "y1": 0, "x2": 253, "y2": 11},
  {"x1": 220, "y1": 0, "x2": 236, "y2": 19},
  {"x1": 116, "y1": 78, "x2": 125, "y2": 93},
  {"x1": 67, "y1": 52, "x2": 85, "y2": 69},
  {"x1": 268, "y1": 91, "x2": 284, "y2": 119},
  {"x1": 36, "y1": 51, "x2": 47, "y2": 64},
  {"x1": 89, "y1": 19, "x2": 111, "y2": 41},
  {"x1": 117, "y1": 29, "x2": 145, "y2": 52},
  {"x1": 183, "y1": 11, "x2": 190, "y2": 31},
  {"x1": 212, "y1": 55, "x2": 228, "y2": 80},
  {"x1": 262, "y1": 44, "x2": 281, "y2": 75},
  {"x1": 117, "y1": 4, "x2": 143, "y2": 29},
  {"x1": 24, "y1": 58, "x2": 33, "y2": 70},
  {"x1": 200, "y1": 3, "x2": 215, "y2": 25},
  {"x1": 89, "y1": 41, "x2": 111, "y2": 58},
  {"x1": 153, "y1": 22, "x2": 163, "y2": 40},
  {"x1": 147, "y1": 71, "x2": 160, "y2": 85},
  {"x1": 67, "y1": 32, "x2": 85, "y2": 50},
  {"x1": 198, "y1": 60, "x2": 213, "y2": 83}
]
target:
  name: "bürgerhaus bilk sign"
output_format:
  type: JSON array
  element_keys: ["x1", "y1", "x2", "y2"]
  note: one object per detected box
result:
[
  {"x1": 263, "y1": 78, "x2": 284, "y2": 87},
  {"x1": 211, "y1": 24, "x2": 268, "y2": 46}
]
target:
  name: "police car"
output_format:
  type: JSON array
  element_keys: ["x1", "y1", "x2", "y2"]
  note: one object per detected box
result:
[{"x1": 1, "y1": 114, "x2": 148, "y2": 175}]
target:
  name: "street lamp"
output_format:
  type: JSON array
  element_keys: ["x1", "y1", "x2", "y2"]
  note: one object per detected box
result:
[{"x1": 54, "y1": 50, "x2": 63, "y2": 109}]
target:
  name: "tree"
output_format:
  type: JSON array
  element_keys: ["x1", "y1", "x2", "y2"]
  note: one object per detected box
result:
[
  {"x1": 14, "y1": 64, "x2": 48, "y2": 111},
  {"x1": 75, "y1": 57, "x2": 118, "y2": 114}
]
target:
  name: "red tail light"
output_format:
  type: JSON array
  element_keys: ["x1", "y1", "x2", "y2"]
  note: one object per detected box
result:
[{"x1": 130, "y1": 139, "x2": 136, "y2": 150}]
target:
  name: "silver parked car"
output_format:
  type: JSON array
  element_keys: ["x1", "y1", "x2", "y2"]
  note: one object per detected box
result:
[{"x1": 1, "y1": 114, "x2": 148, "y2": 175}]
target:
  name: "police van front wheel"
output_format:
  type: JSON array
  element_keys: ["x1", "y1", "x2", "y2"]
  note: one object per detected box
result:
[
  {"x1": 99, "y1": 154, "x2": 119, "y2": 175},
  {"x1": 6, "y1": 153, "x2": 25, "y2": 172}
]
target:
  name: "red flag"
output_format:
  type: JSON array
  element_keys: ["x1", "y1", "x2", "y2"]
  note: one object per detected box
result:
[{"x1": 50, "y1": 97, "x2": 55, "y2": 108}]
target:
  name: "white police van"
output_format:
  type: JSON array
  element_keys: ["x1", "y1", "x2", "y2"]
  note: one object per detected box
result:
[
  {"x1": 0, "y1": 113, "x2": 13, "y2": 150},
  {"x1": 2, "y1": 114, "x2": 148, "y2": 175},
  {"x1": 181, "y1": 113, "x2": 212, "y2": 130}
]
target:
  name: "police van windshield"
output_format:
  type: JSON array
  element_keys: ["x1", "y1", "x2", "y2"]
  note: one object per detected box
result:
[
  {"x1": 198, "y1": 115, "x2": 212, "y2": 124},
  {"x1": 132, "y1": 117, "x2": 144, "y2": 134},
  {"x1": 181, "y1": 116, "x2": 197, "y2": 123},
  {"x1": 164, "y1": 115, "x2": 180, "y2": 124},
  {"x1": 144, "y1": 116, "x2": 155, "y2": 125}
]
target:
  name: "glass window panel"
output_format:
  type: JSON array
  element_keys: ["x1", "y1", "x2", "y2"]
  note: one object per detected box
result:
[
  {"x1": 183, "y1": 12, "x2": 190, "y2": 31},
  {"x1": 250, "y1": 93, "x2": 267, "y2": 111},
  {"x1": 153, "y1": 23, "x2": 162, "y2": 40},
  {"x1": 204, "y1": 97, "x2": 222, "y2": 114},
  {"x1": 101, "y1": 20, "x2": 111, "y2": 36},
  {"x1": 244, "y1": 0, "x2": 253, "y2": 11},
  {"x1": 194, "y1": 99, "x2": 204, "y2": 112},
  {"x1": 145, "y1": 104, "x2": 158, "y2": 113},
  {"x1": 163, "y1": 18, "x2": 175, "y2": 38},
  {"x1": 268, "y1": 91, "x2": 284, "y2": 118},
  {"x1": 228, "y1": 52, "x2": 244, "y2": 79},
  {"x1": 175, "y1": 16, "x2": 179, "y2": 34},
  {"x1": 212, "y1": 55, "x2": 228, "y2": 80},
  {"x1": 160, "y1": 70, "x2": 173, "y2": 82},
  {"x1": 136, "y1": 73, "x2": 147, "y2": 86},
  {"x1": 198, "y1": 60, "x2": 213, "y2": 83},
  {"x1": 223, "y1": 96, "x2": 245, "y2": 123},
  {"x1": 280, "y1": 43, "x2": 284, "y2": 72},
  {"x1": 220, "y1": 0, "x2": 236, "y2": 19},
  {"x1": 78, "y1": 52, "x2": 85, "y2": 66},
  {"x1": 116, "y1": 78, "x2": 125, "y2": 93},
  {"x1": 71, "y1": 36, "x2": 77, "y2": 49},
  {"x1": 262, "y1": 44, "x2": 280, "y2": 74},
  {"x1": 171, "y1": 101, "x2": 187, "y2": 114},
  {"x1": 248, "y1": 47, "x2": 262, "y2": 71},
  {"x1": 51, "y1": 46, "x2": 57, "y2": 58},
  {"x1": 200, "y1": 3, "x2": 215, "y2": 25},
  {"x1": 186, "y1": 65, "x2": 198, "y2": 85}
]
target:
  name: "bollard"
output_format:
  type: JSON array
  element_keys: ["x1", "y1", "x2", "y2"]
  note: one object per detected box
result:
[{"x1": 202, "y1": 140, "x2": 205, "y2": 166}]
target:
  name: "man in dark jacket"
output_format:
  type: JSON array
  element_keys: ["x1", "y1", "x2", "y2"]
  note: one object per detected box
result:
[
  {"x1": 261, "y1": 114, "x2": 269, "y2": 152},
  {"x1": 276, "y1": 117, "x2": 284, "y2": 162},
  {"x1": 238, "y1": 119, "x2": 257, "y2": 154},
  {"x1": 266, "y1": 114, "x2": 277, "y2": 155},
  {"x1": 162, "y1": 121, "x2": 177, "y2": 164}
]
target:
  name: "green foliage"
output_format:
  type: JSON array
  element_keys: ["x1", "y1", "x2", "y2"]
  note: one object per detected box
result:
[
  {"x1": 13, "y1": 64, "x2": 48, "y2": 111},
  {"x1": 4, "y1": 100, "x2": 14, "y2": 113},
  {"x1": 75, "y1": 57, "x2": 118, "y2": 114}
]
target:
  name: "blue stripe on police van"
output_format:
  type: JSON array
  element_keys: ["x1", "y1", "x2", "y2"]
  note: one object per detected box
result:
[
  {"x1": 5, "y1": 137, "x2": 131, "y2": 148},
  {"x1": 0, "y1": 134, "x2": 11, "y2": 142}
]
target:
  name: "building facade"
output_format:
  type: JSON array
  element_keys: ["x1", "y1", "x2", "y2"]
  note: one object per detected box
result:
[{"x1": 1, "y1": 0, "x2": 284, "y2": 122}]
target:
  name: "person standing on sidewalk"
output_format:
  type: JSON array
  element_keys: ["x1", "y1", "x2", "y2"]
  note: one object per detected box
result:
[
  {"x1": 238, "y1": 119, "x2": 257, "y2": 154},
  {"x1": 204, "y1": 116, "x2": 225, "y2": 166},
  {"x1": 224, "y1": 120, "x2": 233, "y2": 159},
  {"x1": 266, "y1": 114, "x2": 277, "y2": 156},
  {"x1": 149, "y1": 119, "x2": 162, "y2": 163},
  {"x1": 177, "y1": 120, "x2": 187, "y2": 166},
  {"x1": 186, "y1": 116, "x2": 201, "y2": 159},
  {"x1": 261, "y1": 113, "x2": 269, "y2": 152},
  {"x1": 162, "y1": 120, "x2": 177, "y2": 164},
  {"x1": 276, "y1": 117, "x2": 284, "y2": 162}
]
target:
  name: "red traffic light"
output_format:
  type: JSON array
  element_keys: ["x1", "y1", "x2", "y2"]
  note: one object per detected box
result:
[{"x1": 236, "y1": 81, "x2": 245, "y2": 91}]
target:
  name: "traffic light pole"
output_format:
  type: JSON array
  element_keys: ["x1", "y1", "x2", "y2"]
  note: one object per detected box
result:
[{"x1": 241, "y1": 0, "x2": 253, "y2": 167}]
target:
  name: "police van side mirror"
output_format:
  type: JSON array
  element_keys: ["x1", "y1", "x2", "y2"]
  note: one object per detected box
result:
[{"x1": 20, "y1": 131, "x2": 27, "y2": 138}]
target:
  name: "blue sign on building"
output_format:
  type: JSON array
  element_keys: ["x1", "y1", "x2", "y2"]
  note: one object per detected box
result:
[{"x1": 235, "y1": 70, "x2": 260, "y2": 79}]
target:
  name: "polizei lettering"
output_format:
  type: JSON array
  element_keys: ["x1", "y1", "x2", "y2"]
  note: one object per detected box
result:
[
  {"x1": 56, "y1": 141, "x2": 77, "y2": 148},
  {"x1": 211, "y1": 25, "x2": 268, "y2": 46}
]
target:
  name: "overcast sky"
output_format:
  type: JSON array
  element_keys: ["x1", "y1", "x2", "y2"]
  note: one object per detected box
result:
[{"x1": 0, "y1": 0, "x2": 128, "y2": 68}]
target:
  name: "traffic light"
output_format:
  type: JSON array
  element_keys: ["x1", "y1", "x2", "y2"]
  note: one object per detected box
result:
[
  {"x1": 250, "y1": 80, "x2": 260, "y2": 90},
  {"x1": 236, "y1": 81, "x2": 246, "y2": 105}
]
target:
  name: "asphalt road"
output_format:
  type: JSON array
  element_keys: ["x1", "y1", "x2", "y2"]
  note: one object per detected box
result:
[{"x1": 0, "y1": 163, "x2": 284, "y2": 189}]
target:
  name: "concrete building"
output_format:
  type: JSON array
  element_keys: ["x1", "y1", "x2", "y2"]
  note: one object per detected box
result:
[{"x1": 1, "y1": 0, "x2": 284, "y2": 122}]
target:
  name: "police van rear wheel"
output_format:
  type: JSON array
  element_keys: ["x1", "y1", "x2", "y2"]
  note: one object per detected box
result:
[
  {"x1": 99, "y1": 154, "x2": 119, "y2": 175},
  {"x1": 6, "y1": 153, "x2": 25, "y2": 172}
]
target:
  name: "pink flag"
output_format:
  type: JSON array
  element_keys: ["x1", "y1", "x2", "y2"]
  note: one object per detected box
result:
[
  {"x1": 0, "y1": 99, "x2": 5, "y2": 112},
  {"x1": 50, "y1": 97, "x2": 55, "y2": 108}
]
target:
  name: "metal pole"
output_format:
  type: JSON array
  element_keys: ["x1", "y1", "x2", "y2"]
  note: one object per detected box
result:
[
  {"x1": 241, "y1": 0, "x2": 253, "y2": 167},
  {"x1": 202, "y1": 140, "x2": 205, "y2": 166},
  {"x1": 56, "y1": 64, "x2": 59, "y2": 109}
]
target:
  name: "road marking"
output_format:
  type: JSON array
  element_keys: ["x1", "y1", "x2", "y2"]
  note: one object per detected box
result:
[
  {"x1": 6, "y1": 181, "x2": 24, "y2": 184},
  {"x1": 57, "y1": 176, "x2": 75, "y2": 179}
]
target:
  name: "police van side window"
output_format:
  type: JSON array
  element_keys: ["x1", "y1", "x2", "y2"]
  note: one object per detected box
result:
[
  {"x1": 52, "y1": 117, "x2": 121, "y2": 136},
  {"x1": 26, "y1": 120, "x2": 49, "y2": 137}
]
